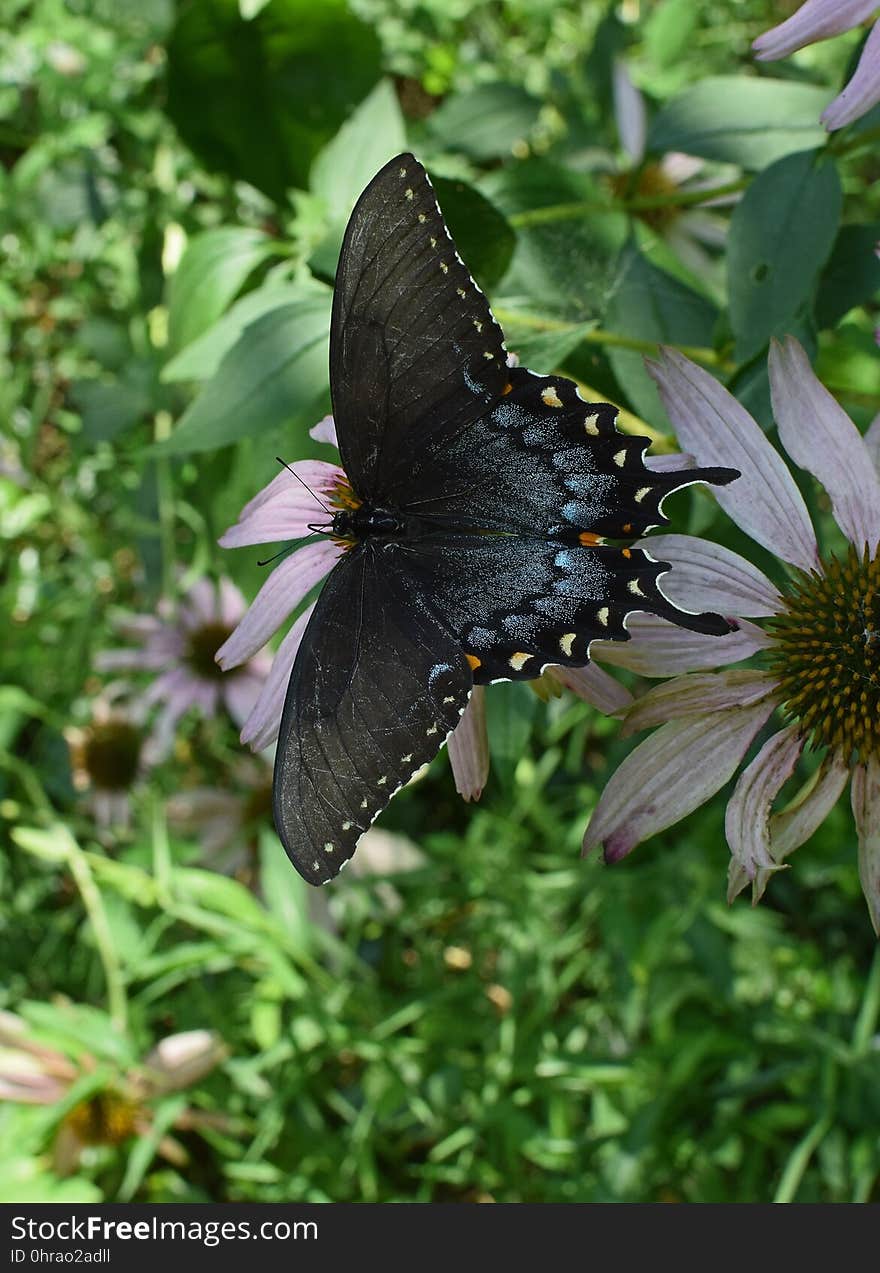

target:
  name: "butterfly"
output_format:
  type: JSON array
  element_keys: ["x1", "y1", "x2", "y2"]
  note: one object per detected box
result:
[{"x1": 274, "y1": 152, "x2": 738, "y2": 885}]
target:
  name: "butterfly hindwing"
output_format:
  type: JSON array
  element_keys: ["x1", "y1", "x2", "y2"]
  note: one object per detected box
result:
[
  {"x1": 396, "y1": 532, "x2": 730, "y2": 685},
  {"x1": 273, "y1": 545, "x2": 472, "y2": 884},
  {"x1": 330, "y1": 153, "x2": 509, "y2": 501}
]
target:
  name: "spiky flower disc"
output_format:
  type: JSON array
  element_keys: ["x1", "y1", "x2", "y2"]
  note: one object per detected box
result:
[{"x1": 767, "y1": 545, "x2": 880, "y2": 761}]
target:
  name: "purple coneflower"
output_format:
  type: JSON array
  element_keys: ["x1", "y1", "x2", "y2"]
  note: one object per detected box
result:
[
  {"x1": 97, "y1": 577, "x2": 269, "y2": 755},
  {"x1": 753, "y1": 0, "x2": 880, "y2": 129},
  {"x1": 583, "y1": 337, "x2": 880, "y2": 932},
  {"x1": 0, "y1": 1009, "x2": 226, "y2": 1175},
  {"x1": 611, "y1": 61, "x2": 734, "y2": 279},
  {"x1": 217, "y1": 416, "x2": 639, "y2": 799},
  {"x1": 66, "y1": 688, "x2": 155, "y2": 830}
]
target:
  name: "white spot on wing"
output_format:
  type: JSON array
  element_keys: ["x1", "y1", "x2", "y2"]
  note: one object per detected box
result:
[
  {"x1": 541, "y1": 385, "x2": 563, "y2": 408},
  {"x1": 559, "y1": 633, "x2": 576, "y2": 657},
  {"x1": 613, "y1": 449, "x2": 627, "y2": 468},
  {"x1": 597, "y1": 606, "x2": 609, "y2": 626},
  {"x1": 584, "y1": 413, "x2": 600, "y2": 435}
]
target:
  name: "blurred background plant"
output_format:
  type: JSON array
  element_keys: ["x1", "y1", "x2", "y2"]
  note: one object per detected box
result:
[{"x1": 2, "y1": 0, "x2": 879, "y2": 1203}]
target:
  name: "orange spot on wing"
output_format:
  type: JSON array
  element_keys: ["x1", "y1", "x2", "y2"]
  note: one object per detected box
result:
[
  {"x1": 578, "y1": 532, "x2": 602, "y2": 546},
  {"x1": 465, "y1": 654, "x2": 482, "y2": 671},
  {"x1": 621, "y1": 523, "x2": 633, "y2": 534},
  {"x1": 502, "y1": 382, "x2": 513, "y2": 395},
  {"x1": 621, "y1": 547, "x2": 632, "y2": 559}
]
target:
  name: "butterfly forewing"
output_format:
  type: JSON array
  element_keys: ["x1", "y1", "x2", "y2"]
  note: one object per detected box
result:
[
  {"x1": 330, "y1": 153, "x2": 509, "y2": 501},
  {"x1": 273, "y1": 545, "x2": 472, "y2": 883}
]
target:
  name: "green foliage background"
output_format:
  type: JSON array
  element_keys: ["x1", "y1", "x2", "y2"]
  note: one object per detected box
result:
[{"x1": 1, "y1": 0, "x2": 879, "y2": 1203}]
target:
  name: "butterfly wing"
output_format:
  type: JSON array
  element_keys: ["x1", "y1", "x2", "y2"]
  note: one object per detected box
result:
[
  {"x1": 273, "y1": 543, "x2": 472, "y2": 884},
  {"x1": 330, "y1": 152, "x2": 509, "y2": 501},
  {"x1": 397, "y1": 530, "x2": 733, "y2": 685}
]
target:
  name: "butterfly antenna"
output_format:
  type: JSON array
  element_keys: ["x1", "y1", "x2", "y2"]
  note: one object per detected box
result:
[
  {"x1": 275, "y1": 456, "x2": 333, "y2": 514},
  {"x1": 256, "y1": 543, "x2": 298, "y2": 568}
]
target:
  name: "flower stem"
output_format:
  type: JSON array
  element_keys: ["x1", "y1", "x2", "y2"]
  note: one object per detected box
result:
[
  {"x1": 508, "y1": 179, "x2": 750, "y2": 229},
  {"x1": 492, "y1": 306, "x2": 730, "y2": 369}
]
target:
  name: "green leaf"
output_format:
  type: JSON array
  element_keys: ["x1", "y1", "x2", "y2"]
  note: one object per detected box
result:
[
  {"x1": 499, "y1": 322, "x2": 596, "y2": 373},
  {"x1": 173, "y1": 867, "x2": 274, "y2": 931},
  {"x1": 259, "y1": 827, "x2": 313, "y2": 957},
  {"x1": 165, "y1": 0, "x2": 381, "y2": 201},
  {"x1": 310, "y1": 79, "x2": 407, "y2": 222},
  {"x1": 485, "y1": 161, "x2": 628, "y2": 321},
  {"x1": 160, "y1": 292, "x2": 331, "y2": 454},
  {"x1": 162, "y1": 280, "x2": 307, "y2": 383},
  {"x1": 485, "y1": 683, "x2": 537, "y2": 786},
  {"x1": 71, "y1": 367, "x2": 155, "y2": 441},
  {"x1": 648, "y1": 78, "x2": 830, "y2": 169},
  {"x1": 644, "y1": 0, "x2": 699, "y2": 66},
  {"x1": 431, "y1": 177, "x2": 515, "y2": 293},
  {"x1": 428, "y1": 83, "x2": 541, "y2": 159},
  {"x1": 604, "y1": 246, "x2": 719, "y2": 424},
  {"x1": 167, "y1": 227, "x2": 277, "y2": 353},
  {"x1": 0, "y1": 1159, "x2": 101, "y2": 1204},
  {"x1": 727, "y1": 151, "x2": 841, "y2": 362},
  {"x1": 815, "y1": 222, "x2": 880, "y2": 330}
]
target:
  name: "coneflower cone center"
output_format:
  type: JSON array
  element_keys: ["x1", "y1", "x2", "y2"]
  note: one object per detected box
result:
[
  {"x1": 767, "y1": 545, "x2": 880, "y2": 761},
  {"x1": 187, "y1": 622, "x2": 233, "y2": 680},
  {"x1": 84, "y1": 721, "x2": 142, "y2": 790}
]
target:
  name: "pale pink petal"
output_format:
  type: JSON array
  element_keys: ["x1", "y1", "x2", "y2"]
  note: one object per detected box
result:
[
  {"x1": 142, "y1": 666, "x2": 191, "y2": 708},
  {"x1": 348, "y1": 828, "x2": 426, "y2": 876},
  {"x1": 724, "y1": 725, "x2": 803, "y2": 899},
  {"x1": 644, "y1": 451, "x2": 696, "y2": 473},
  {"x1": 675, "y1": 210, "x2": 729, "y2": 246},
  {"x1": 216, "y1": 541, "x2": 341, "y2": 670},
  {"x1": 181, "y1": 677, "x2": 220, "y2": 718},
  {"x1": 447, "y1": 687, "x2": 489, "y2": 802},
  {"x1": 822, "y1": 19, "x2": 880, "y2": 129},
  {"x1": 752, "y1": 0, "x2": 877, "y2": 59},
  {"x1": 221, "y1": 462, "x2": 344, "y2": 547},
  {"x1": 550, "y1": 661, "x2": 634, "y2": 715},
  {"x1": 185, "y1": 578, "x2": 218, "y2": 625},
  {"x1": 309, "y1": 415, "x2": 338, "y2": 447},
  {"x1": 659, "y1": 151, "x2": 704, "y2": 185},
  {"x1": 223, "y1": 671, "x2": 265, "y2": 728},
  {"x1": 648, "y1": 348, "x2": 820, "y2": 572},
  {"x1": 643, "y1": 533, "x2": 782, "y2": 617},
  {"x1": 621, "y1": 669, "x2": 779, "y2": 737},
  {"x1": 149, "y1": 690, "x2": 197, "y2": 760},
  {"x1": 582, "y1": 699, "x2": 776, "y2": 862},
  {"x1": 769, "y1": 336, "x2": 880, "y2": 553},
  {"x1": 95, "y1": 648, "x2": 174, "y2": 673},
  {"x1": 114, "y1": 614, "x2": 165, "y2": 640},
  {"x1": 591, "y1": 614, "x2": 770, "y2": 677},
  {"x1": 851, "y1": 755, "x2": 880, "y2": 936},
  {"x1": 241, "y1": 604, "x2": 316, "y2": 750},
  {"x1": 865, "y1": 412, "x2": 880, "y2": 475},
  {"x1": 218, "y1": 578, "x2": 247, "y2": 627},
  {"x1": 754, "y1": 751, "x2": 851, "y2": 903},
  {"x1": 235, "y1": 460, "x2": 343, "y2": 522},
  {"x1": 613, "y1": 60, "x2": 646, "y2": 163}
]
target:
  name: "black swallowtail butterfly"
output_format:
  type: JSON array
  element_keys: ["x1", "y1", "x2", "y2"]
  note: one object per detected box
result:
[{"x1": 274, "y1": 153, "x2": 737, "y2": 884}]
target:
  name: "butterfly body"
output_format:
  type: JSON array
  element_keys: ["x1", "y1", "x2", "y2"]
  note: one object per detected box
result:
[{"x1": 272, "y1": 152, "x2": 738, "y2": 885}]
